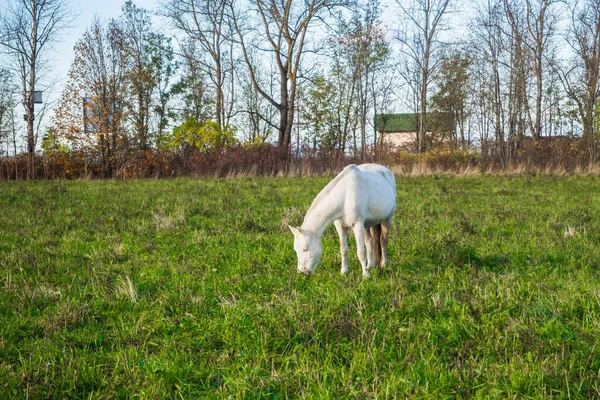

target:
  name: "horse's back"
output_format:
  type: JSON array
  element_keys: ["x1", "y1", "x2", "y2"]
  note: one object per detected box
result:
[
  {"x1": 341, "y1": 164, "x2": 396, "y2": 227},
  {"x1": 357, "y1": 164, "x2": 396, "y2": 190}
]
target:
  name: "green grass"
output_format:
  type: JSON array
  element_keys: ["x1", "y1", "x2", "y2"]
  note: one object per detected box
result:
[{"x1": 1, "y1": 175, "x2": 600, "y2": 398}]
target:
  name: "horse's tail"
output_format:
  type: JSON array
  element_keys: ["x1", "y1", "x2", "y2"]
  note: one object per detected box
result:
[{"x1": 371, "y1": 223, "x2": 383, "y2": 267}]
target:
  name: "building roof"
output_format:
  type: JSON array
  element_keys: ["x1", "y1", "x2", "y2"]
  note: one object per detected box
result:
[
  {"x1": 376, "y1": 112, "x2": 455, "y2": 133},
  {"x1": 375, "y1": 113, "x2": 418, "y2": 133}
]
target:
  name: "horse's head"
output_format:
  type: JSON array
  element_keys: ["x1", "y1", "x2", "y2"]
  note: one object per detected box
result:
[{"x1": 289, "y1": 226, "x2": 322, "y2": 275}]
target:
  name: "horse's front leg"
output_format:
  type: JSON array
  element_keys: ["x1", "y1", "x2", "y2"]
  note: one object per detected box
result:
[
  {"x1": 352, "y1": 222, "x2": 370, "y2": 278},
  {"x1": 334, "y1": 220, "x2": 349, "y2": 275}
]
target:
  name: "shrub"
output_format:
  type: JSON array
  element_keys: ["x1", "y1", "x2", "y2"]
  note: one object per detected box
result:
[{"x1": 168, "y1": 118, "x2": 237, "y2": 152}]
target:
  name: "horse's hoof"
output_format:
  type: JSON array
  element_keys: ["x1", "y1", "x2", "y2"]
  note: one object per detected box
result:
[{"x1": 362, "y1": 271, "x2": 370, "y2": 278}]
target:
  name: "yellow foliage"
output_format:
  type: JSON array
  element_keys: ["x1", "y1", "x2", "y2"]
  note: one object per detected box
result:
[{"x1": 169, "y1": 118, "x2": 237, "y2": 151}]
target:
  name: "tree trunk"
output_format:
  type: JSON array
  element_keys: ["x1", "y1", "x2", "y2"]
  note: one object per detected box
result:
[
  {"x1": 493, "y1": 59, "x2": 505, "y2": 166},
  {"x1": 215, "y1": 58, "x2": 223, "y2": 128},
  {"x1": 27, "y1": 33, "x2": 37, "y2": 179},
  {"x1": 419, "y1": 50, "x2": 430, "y2": 154}
]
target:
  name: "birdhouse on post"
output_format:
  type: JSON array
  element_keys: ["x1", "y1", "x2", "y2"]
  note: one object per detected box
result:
[{"x1": 33, "y1": 91, "x2": 43, "y2": 104}]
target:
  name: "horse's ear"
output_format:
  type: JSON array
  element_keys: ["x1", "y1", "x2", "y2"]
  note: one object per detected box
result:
[{"x1": 288, "y1": 226, "x2": 306, "y2": 236}]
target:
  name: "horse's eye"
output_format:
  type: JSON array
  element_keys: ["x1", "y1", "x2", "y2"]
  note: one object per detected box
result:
[{"x1": 302, "y1": 247, "x2": 308, "y2": 252}]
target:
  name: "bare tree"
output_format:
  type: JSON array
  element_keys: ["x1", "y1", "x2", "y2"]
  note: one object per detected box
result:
[
  {"x1": 501, "y1": 0, "x2": 527, "y2": 157},
  {"x1": 238, "y1": 56, "x2": 278, "y2": 144},
  {"x1": 0, "y1": 0, "x2": 75, "y2": 178},
  {"x1": 395, "y1": 0, "x2": 453, "y2": 153},
  {"x1": 342, "y1": 0, "x2": 391, "y2": 159},
  {"x1": 556, "y1": 0, "x2": 600, "y2": 162},
  {"x1": 173, "y1": 39, "x2": 213, "y2": 123},
  {"x1": 371, "y1": 65, "x2": 397, "y2": 151},
  {"x1": 0, "y1": 69, "x2": 16, "y2": 141},
  {"x1": 504, "y1": 0, "x2": 560, "y2": 142},
  {"x1": 0, "y1": 68, "x2": 17, "y2": 179},
  {"x1": 330, "y1": 48, "x2": 358, "y2": 155},
  {"x1": 327, "y1": 11, "x2": 362, "y2": 156},
  {"x1": 231, "y1": 0, "x2": 346, "y2": 156},
  {"x1": 526, "y1": 0, "x2": 559, "y2": 141},
  {"x1": 470, "y1": 0, "x2": 507, "y2": 163},
  {"x1": 165, "y1": 0, "x2": 235, "y2": 129}
]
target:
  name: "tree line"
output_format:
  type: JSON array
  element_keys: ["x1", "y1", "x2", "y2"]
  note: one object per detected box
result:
[{"x1": 0, "y1": 0, "x2": 599, "y2": 179}]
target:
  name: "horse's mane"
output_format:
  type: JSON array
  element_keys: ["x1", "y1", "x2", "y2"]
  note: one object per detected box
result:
[{"x1": 305, "y1": 164, "x2": 358, "y2": 217}]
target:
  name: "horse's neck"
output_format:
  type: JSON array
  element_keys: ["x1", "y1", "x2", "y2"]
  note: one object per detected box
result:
[{"x1": 302, "y1": 186, "x2": 344, "y2": 237}]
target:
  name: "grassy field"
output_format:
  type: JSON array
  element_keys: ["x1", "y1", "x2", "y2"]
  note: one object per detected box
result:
[{"x1": 1, "y1": 175, "x2": 600, "y2": 398}]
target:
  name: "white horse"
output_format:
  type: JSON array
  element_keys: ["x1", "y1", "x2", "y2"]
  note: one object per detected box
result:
[{"x1": 289, "y1": 163, "x2": 396, "y2": 277}]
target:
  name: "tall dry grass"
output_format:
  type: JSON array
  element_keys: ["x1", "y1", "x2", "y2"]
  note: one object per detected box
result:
[{"x1": 0, "y1": 138, "x2": 597, "y2": 180}]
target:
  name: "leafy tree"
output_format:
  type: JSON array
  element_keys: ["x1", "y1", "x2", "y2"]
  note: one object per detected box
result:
[
  {"x1": 120, "y1": 0, "x2": 158, "y2": 151},
  {"x1": 169, "y1": 117, "x2": 237, "y2": 151},
  {"x1": 52, "y1": 17, "x2": 128, "y2": 177},
  {"x1": 430, "y1": 54, "x2": 471, "y2": 149},
  {"x1": 302, "y1": 77, "x2": 339, "y2": 151},
  {"x1": 148, "y1": 34, "x2": 179, "y2": 147},
  {"x1": 41, "y1": 127, "x2": 69, "y2": 154}
]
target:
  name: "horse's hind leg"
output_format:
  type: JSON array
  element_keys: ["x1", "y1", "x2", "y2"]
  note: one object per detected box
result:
[
  {"x1": 370, "y1": 224, "x2": 382, "y2": 267},
  {"x1": 364, "y1": 227, "x2": 375, "y2": 269},
  {"x1": 334, "y1": 220, "x2": 349, "y2": 275},
  {"x1": 353, "y1": 223, "x2": 370, "y2": 278},
  {"x1": 380, "y1": 216, "x2": 393, "y2": 267}
]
